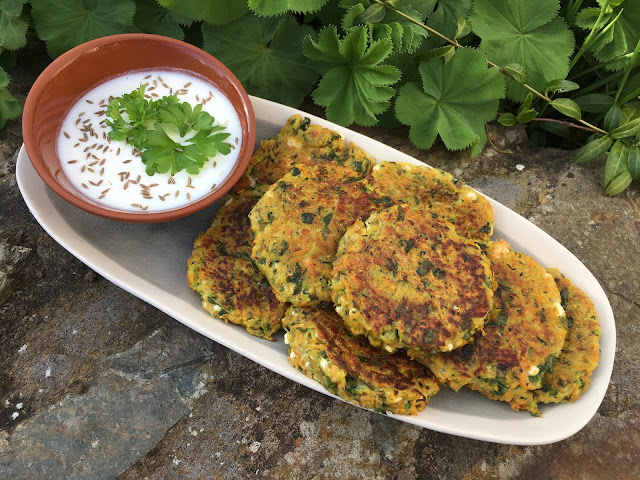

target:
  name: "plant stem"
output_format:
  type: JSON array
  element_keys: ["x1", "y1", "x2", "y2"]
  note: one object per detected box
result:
[
  {"x1": 372, "y1": 0, "x2": 608, "y2": 135},
  {"x1": 532, "y1": 117, "x2": 601, "y2": 132}
]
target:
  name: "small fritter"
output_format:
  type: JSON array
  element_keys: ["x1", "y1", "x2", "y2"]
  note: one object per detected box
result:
[
  {"x1": 331, "y1": 204, "x2": 493, "y2": 356},
  {"x1": 187, "y1": 186, "x2": 287, "y2": 339},
  {"x1": 250, "y1": 163, "x2": 384, "y2": 306},
  {"x1": 283, "y1": 306, "x2": 440, "y2": 415},
  {"x1": 422, "y1": 239, "x2": 568, "y2": 415},
  {"x1": 529, "y1": 268, "x2": 601, "y2": 405},
  {"x1": 235, "y1": 114, "x2": 374, "y2": 191},
  {"x1": 366, "y1": 161, "x2": 493, "y2": 242}
]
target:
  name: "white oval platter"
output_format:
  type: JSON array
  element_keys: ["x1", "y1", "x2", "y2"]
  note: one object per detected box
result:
[{"x1": 16, "y1": 95, "x2": 615, "y2": 446}]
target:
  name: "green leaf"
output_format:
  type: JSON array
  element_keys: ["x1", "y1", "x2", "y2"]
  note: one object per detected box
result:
[
  {"x1": 342, "y1": 1, "x2": 429, "y2": 53},
  {"x1": 471, "y1": 0, "x2": 575, "y2": 101},
  {"x1": 628, "y1": 145, "x2": 640, "y2": 179},
  {"x1": 503, "y1": 63, "x2": 527, "y2": 84},
  {"x1": 518, "y1": 92, "x2": 533, "y2": 114},
  {"x1": 573, "y1": 134, "x2": 612, "y2": 163},
  {"x1": 134, "y1": 0, "x2": 184, "y2": 40},
  {"x1": 358, "y1": 3, "x2": 386, "y2": 23},
  {"x1": 551, "y1": 98, "x2": 582, "y2": 120},
  {"x1": 454, "y1": 16, "x2": 472, "y2": 40},
  {"x1": 605, "y1": 170, "x2": 633, "y2": 195},
  {"x1": 0, "y1": 0, "x2": 28, "y2": 50},
  {"x1": 574, "y1": 7, "x2": 610, "y2": 30},
  {"x1": 158, "y1": 0, "x2": 249, "y2": 25},
  {"x1": 426, "y1": 0, "x2": 472, "y2": 44},
  {"x1": 602, "y1": 2, "x2": 640, "y2": 68},
  {"x1": 305, "y1": 26, "x2": 400, "y2": 126},
  {"x1": 543, "y1": 79, "x2": 579, "y2": 95},
  {"x1": 0, "y1": 0, "x2": 28, "y2": 17},
  {"x1": 0, "y1": 68, "x2": 21, "y2": 129},
  {"x1": 248, "y1": 0, "x2": 327, "y2": 17},
  {"x1": 31, "y1": 0, "x2": 136, "y2": 58},
  {"x1": 604, "y1": 139, "x2": 629, "y2": 186},
  {"x1": 415, "y1": 45, "x2": 455, "y2": 63},
  {"x1": 203, "y1": 16, "x2": 318, "y2": 108},
  {"x1": 395, "y1": 47, "x2": 505, "y2": 152},
  {"x1": 573, "y1": 93, "x2": 614, "y2": 113},
  {"x1": 498, "y1": 112, "x2": 516, "y2": 126},
  {"x1": 604, "y1": 104, "x2": 622, "y2": 130},
  {"x1": 516, "y1": 108, "x2": 537, "y2": 123},
  {"x1": 610, "y1": 117, "x2": 640, "y2": 138}
]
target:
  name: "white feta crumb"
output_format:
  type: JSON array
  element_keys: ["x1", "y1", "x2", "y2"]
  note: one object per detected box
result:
[
  {"x1": 16, "y1": 402, "x2": 23, "y2": 409},
  {"x1": 289, "y1": 351, "x2": 297, "y2": 359},
  {"x1": 72, "y1": 329, "x2": 78, "y2": 335},
  {"x1": 319, "y1": 358, "x2": 329, "y2": 371},
  {"x1": 255, "y1": 406, "x2": 261, "y2": 412},
  {"x1": 335, "y1": 306, "x2": 343, "y2": 314},
  {"x1": 224, "y1": 197, "x2": 234, "y2": 207},
  {"x1": 18, "y1": 344, "x2": 27, "y2": 354},
  {"x1": 45, "y1": 367, "x2": 51, "y2": 378},
  {"x1": 555, "y1": 301, "x2": 566, "y2": 318},
  {"x1": 393, "y1": 397, "x2": 404, "y2": 404},
  {"x1": 11, "y1": 412, "x2": 19, "y2": 420},
  {"x1": 283, "y1": 333, "x2": 289, "y2": 344},
  {"x1": 212, "y1": 304, "x2": 222, "y2": 313},
  {"x1": 91, "y1": 439, "x2": 100, "y2": 448},
  {"x1": 464, "y1": 191, "x2": 478, "y2": 201},
  {"x1": 172, "y1": 458, "x2": 181, "y2": 466},
  {"x1": 447, "y1": 343, "x2": 454, "y2": 351},
  {"x1": 528, "y1": 365, "x2": 540, "y2": 376},
  {"x1": 516, "y1": 164, "x2": 525, "y2": 171},
  {"x1": 383, "y1": 345, "x2": 395, "y2": 353},
  {"x1": 249, "y1": 441, "x2": 261, "y2": 453}
]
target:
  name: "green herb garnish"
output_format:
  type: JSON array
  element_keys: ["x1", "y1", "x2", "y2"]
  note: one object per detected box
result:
[{"x1": 105, "y1": 85, "x2": 232, "y2": 176}]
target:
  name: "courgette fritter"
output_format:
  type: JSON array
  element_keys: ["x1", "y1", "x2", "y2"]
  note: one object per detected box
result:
[
  {"x1": 331, "y1": 204, "x2": 493, "y2": 356},
  {"x1": 187, "y1": 186, "x2": 287, "y2": 339},
  {"x1": 249, "y1": 163, "x2": 384, "y2": 306},
  {"x1": 235, "y1": 114, "x2": 373, "y2": 191},
  {"x1": 366, "y1": 161, "x2": 494, "y2": 242},
  {"x1": 515, "y1": 268, "x2": 601, "y2": 411},
  {"x1": 283, "y1": 306, "x2": 440, "y2": 415},
  {"x1": 421, "y1": 239, "x2": 568, "y2": 415}
]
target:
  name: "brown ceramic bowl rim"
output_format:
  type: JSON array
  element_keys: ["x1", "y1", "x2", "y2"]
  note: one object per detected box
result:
[{"x1": 23, "y1": 33, "x2": 256, "y2": 223}]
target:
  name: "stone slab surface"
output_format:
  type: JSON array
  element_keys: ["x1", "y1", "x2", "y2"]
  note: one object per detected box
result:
[{"x1": 1, "y1": 52, "x2": 639, "y2": 480}]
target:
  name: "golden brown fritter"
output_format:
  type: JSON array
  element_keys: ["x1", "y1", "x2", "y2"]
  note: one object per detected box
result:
[
  {"x1": 366, "y1": 161, "x2": 493, "y2": 242},
  {"x1": 521, "y1": 268, "x2": 601, "y2": 408},
  {"x1": 422, "y1": 239, "x2": 568, "y2": 415},
  {"x1": 331, "y1": 204, "x2": 493, "y2": 356},
  {"x1": 235, "y1": 114, "x2": 373, "y2": 191},
  {"x1": 250, "y1": 163, "x2": 385, "y2": 306},
  {"x1": 187, "y1": 186, "x2": 287, "y2": 339},
  {"x1": 283, "y1": 306, "x2": 440, "y2": 415}
]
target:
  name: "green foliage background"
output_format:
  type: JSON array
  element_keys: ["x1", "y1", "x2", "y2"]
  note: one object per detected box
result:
[{"x1": 1, "y1": 0, "x2": 639, "y2": 194}]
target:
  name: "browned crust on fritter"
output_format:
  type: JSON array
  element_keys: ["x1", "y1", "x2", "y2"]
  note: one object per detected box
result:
[
  {"x1": 366, "y1": 161, "x2": 493, "y2": 242},
  {"x1": 235, "y1": 114, "x2": 373, "y2": 191},
  {"x1": 421, "y1": 239, "x2": 568, "y2": 412},
  {"x1": 534, "y1": 268, "x2": 601, "y2": 403},
  {"x1": 250, "y1": 163, "x2": 385, "y2": 305},
  {"x1": 331, "y1": 204, "x2": 493, "y2": 355},
  {"x1": 283, "y1": 306, "x2": 439, "y2": 415},
  {"x1": 187, "y1": 186, "x2": 287, "y2": 339}
]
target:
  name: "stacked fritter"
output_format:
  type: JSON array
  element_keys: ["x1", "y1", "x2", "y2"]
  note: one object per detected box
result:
[{"x1": 188, "y1": 115, "x2": 601, "y2": 417}]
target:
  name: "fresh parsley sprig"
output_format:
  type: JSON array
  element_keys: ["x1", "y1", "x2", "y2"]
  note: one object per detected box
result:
[{"x1": 105, "y1": 85, "x2": 232, "y2": 176}]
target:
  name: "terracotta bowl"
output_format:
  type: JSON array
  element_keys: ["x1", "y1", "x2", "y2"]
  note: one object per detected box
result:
[{"x1": 22, "y1": 34, "x2": 256, "y2": 223}]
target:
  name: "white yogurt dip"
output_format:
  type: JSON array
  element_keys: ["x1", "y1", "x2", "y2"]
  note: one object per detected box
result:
[{"x1": 57, "y1": 69, "x2": 242, "y2": 212}]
